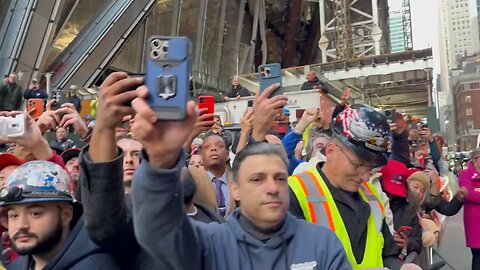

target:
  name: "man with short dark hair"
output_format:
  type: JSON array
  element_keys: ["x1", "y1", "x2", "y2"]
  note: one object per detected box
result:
[
  {"x1": 117, "y1": 137, "x2": 142, "y2": 194},
  {"x1": 129, "y1": 94, "x2": 352, "y2": 269},
  {"x1": 23, "y1": 79, "x2": 48, "y2": 102},
  {"x1": 49, "y1": 127, "x2": 76, "y2": 153},
  {"x1": 2, "y1": 160, "x2": 119, "y2": 270},
  {"x1": 201, "y1": 134, "x2": 230, "y2": 216}
]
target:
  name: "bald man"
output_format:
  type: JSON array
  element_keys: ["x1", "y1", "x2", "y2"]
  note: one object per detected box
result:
[
  {"x1": 300, "y1": 71, "x2": 328, "y2": 94},
  {"x1": 224, "y1": 77, "x2": 251, "y2": 101},
  {"x1": 0, "y1": 73, "x2": 24, "y2": 111}
]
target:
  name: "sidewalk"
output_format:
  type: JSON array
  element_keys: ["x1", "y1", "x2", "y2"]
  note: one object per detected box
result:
[{"x1": 436, "y1": 208, "x2": 470, "y2": 269}]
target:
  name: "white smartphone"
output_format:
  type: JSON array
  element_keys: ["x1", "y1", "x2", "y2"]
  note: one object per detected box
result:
[{"x1": 0, "y1": 114, "x2": 26, "y2": 137}]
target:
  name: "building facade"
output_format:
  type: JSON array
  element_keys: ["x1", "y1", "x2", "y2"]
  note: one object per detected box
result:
[
  {"x1": 389, "y1": 11, "x2": 406, "y2": 53},
  {"x1": 453, "y1": 56, "x2": 480, "y2": 150},
  {"x1": 438, "y1": 0, "x2": 477, "y2": 146}
]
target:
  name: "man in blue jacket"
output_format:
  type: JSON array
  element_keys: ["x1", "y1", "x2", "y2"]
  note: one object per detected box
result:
[
  {"x1": 129, "y1": 83, "x2": 352, "y2": 270},
  {"x1": 1, "y1": 160, "x2": 119, "y2": 270}
]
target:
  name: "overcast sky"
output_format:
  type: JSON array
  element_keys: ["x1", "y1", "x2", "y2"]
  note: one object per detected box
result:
[{"x1": 390, "y1": 0, "x2": 478, "y2": 75}]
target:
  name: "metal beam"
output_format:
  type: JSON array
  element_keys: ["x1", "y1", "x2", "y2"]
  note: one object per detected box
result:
[
  {"x1": 194, "y1": 0, "x2": 207, "y2": 72},
  {"x1": 282, "y1": 0, "x2": 303, "y2": 67},
  {"x1": 245, "y1": 0, "x2": 260, "y2": 73},
  {"x1": 258, "y1": 0, "x2": 267, "y2": 65},
  {"x1": 170, "y1": 0, "x2": 182, "y2": 36},
  {"x1": 300, "y1": 3, "x2": 320, "y2": 65},
  {"x1": 214, "y1": 0, "x2": 228, "y2": 80},
  {"x1": 234, "y1": 0, "x2": 247, "y2": 75},
  {"x1": 48, "y1": 0, "x2": 157, "y2": 89}
]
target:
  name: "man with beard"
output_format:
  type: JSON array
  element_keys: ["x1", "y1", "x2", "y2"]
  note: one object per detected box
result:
[{"x1": 0, "y1": 160, "x2": 118, "y2": 270}]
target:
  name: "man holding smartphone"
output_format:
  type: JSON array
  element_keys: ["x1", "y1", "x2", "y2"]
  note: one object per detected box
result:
[{"x1": 128, "y1": 83, "x2": 351, "y2": 269}]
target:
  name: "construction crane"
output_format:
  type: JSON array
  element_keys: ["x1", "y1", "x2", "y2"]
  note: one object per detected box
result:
[
  {"x1": 402, "y1": 0, "x2": 413, "y2": 50},
  {"x1": 333, "y1": 0, "x2": 354, "y2": 59}
]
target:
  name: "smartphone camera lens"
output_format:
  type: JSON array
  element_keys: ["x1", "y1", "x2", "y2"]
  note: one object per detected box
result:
[
  {"x1": 151, "y1": 39, "x2": 161, "y2": 49},
  {"x1": 151, "y1": 50, "x2": 160, "y2": 59},
  {"x1": 200, "y1": 98, "x2": 205, "y2": 103},
  {"x1": 161, "y1": 45, "x2": 169, "y2": 53}
]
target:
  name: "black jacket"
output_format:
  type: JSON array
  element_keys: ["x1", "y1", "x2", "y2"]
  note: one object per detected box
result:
[
  {"x1": 389, "y1": 197, "x2": 423, "y2": 254},
  {"x1": 424, "y1": 194, "x2": 463, "y2": 216},
  {"x1": 226, "y1": 85, "x2": 251, "y2": 98},
  {"x1": 289, "y1": 164, "x2": 403, "y2": 270},
  {"x1": 8, "y1": 217, "x2": 119, "y2": 270},
  {"x1": 79, "y1": 146, "x2": 168, "y2": 270},
  {"x1": 69, "y1": 95, "x2": 82, "y2": 113},
  {"x1": 0, "y1": 82, "x2": 23, "y2": 111},
  {"x1": 23, "y1": 88, "x2": 48, "y2": 100},
  {"x1": 300, "y1": 77, "x2": 328, "y2": 94},
  {"x1": 50, "y1": 139, "x2": 76, "y2": 154}
]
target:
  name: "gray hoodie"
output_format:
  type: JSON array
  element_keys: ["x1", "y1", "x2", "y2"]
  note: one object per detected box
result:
[{"x1": 132, "y1": 152, "x2": 352, "y2": 270}]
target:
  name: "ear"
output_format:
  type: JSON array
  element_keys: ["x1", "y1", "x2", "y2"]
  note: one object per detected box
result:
[
  {"x1": 324, "y1": 143, "x2": 336, "y2": 161},
  {"x1": 60, "y1": 204, "x2": 73, "y2": 227},
  {"x1": 230, "y1": 179, "x2": 241, "y2": 202}
]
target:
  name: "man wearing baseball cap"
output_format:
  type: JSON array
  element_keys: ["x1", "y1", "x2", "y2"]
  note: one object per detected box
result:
[
  {"x1": 61, "y1": 148, "x2": 81, "y2": 184},
  {"x1": 289, "y1": 104, "x2": 411, "y2": 269},
  {"x1": 1, "y1": 161, "x2": 118, "y2": 270}
]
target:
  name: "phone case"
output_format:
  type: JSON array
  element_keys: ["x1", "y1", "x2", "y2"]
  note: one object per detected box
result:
[
  {"x1": 51, "y1": 90, "x2": 69, "y2": 110},
  {"x1": 198, "y1": 96, "x2": 215, "y2": 115},
  {"x1": 27, "y1": 98, "x2": 44, "y2": 119},
  {"x1": 0, "y1": 114, "x2": 26, "y2": 137},
  {"x1": 258, "y1": 63, "x2": 283, "y2": 97},
  {"x1": 146, "y1": 36, "x2": 191, "y2": 120}
]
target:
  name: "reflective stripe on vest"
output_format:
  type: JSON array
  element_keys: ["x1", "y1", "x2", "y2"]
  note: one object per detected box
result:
[
  {"x1": 359, "y1": 182, "x2": 385, "y2": 233},
  {"x1": 289, "y1": 168, "x2": 385, "y2": 269}
]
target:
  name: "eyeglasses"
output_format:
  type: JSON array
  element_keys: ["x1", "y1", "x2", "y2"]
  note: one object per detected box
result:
[{"x1": 334, "y1": 144, "x2": 374, "y2": 173}]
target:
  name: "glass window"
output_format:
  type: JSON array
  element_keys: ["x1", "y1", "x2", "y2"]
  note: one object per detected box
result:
[
  {"x1": 465, "y1": 95, "x2": 472, "y2": 103},
  {"x1": 466, "y1": 108, "x2": 473, "y2": 116},
  {"x1": 467, "y1": 120, "x2": 474, "y2": 129}
]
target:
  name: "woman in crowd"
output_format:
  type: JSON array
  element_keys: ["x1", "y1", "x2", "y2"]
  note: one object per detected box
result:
[{"x1": 458, "y1": 148, "x2": 480, "y2": 270}]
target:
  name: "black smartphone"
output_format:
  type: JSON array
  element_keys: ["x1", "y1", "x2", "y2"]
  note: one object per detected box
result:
[
  {"x1": 384, "y1": 109, "x2": 396, "y2": 122},
  {"x1": 51, "y1": 90, "x2": 69, "y2": 111},
  {"x1": 247, "y1": 100, "x2": 253, "y2": 107}
]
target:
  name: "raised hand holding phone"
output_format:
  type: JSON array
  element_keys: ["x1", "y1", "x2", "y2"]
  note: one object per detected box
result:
[{"x1": 251, "y1": 83, "x2": 288, "y2": 142}]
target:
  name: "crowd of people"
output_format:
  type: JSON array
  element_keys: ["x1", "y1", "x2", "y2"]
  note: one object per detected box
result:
[{"x1": 0, "y1": 71, "x2": 478, "y2": 270}]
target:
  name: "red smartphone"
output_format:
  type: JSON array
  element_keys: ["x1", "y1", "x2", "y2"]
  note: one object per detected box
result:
[
  {"x1": 397, "y1": 226, "x2": 413, "y2": 237},
  {"x1": 296, "y1": 109, "x2": 305, "y2": 119},
  {"x1": 27, "y1": 98, "x2": 44, "y2": 119},
  {"x1": 198, "y1": 96, "x2": 215, "y2": 116}
]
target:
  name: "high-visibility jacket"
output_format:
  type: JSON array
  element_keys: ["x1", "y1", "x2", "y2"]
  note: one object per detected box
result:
[{"x1": 289, "y1": 167, "x2": 385, "y2": 269}]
